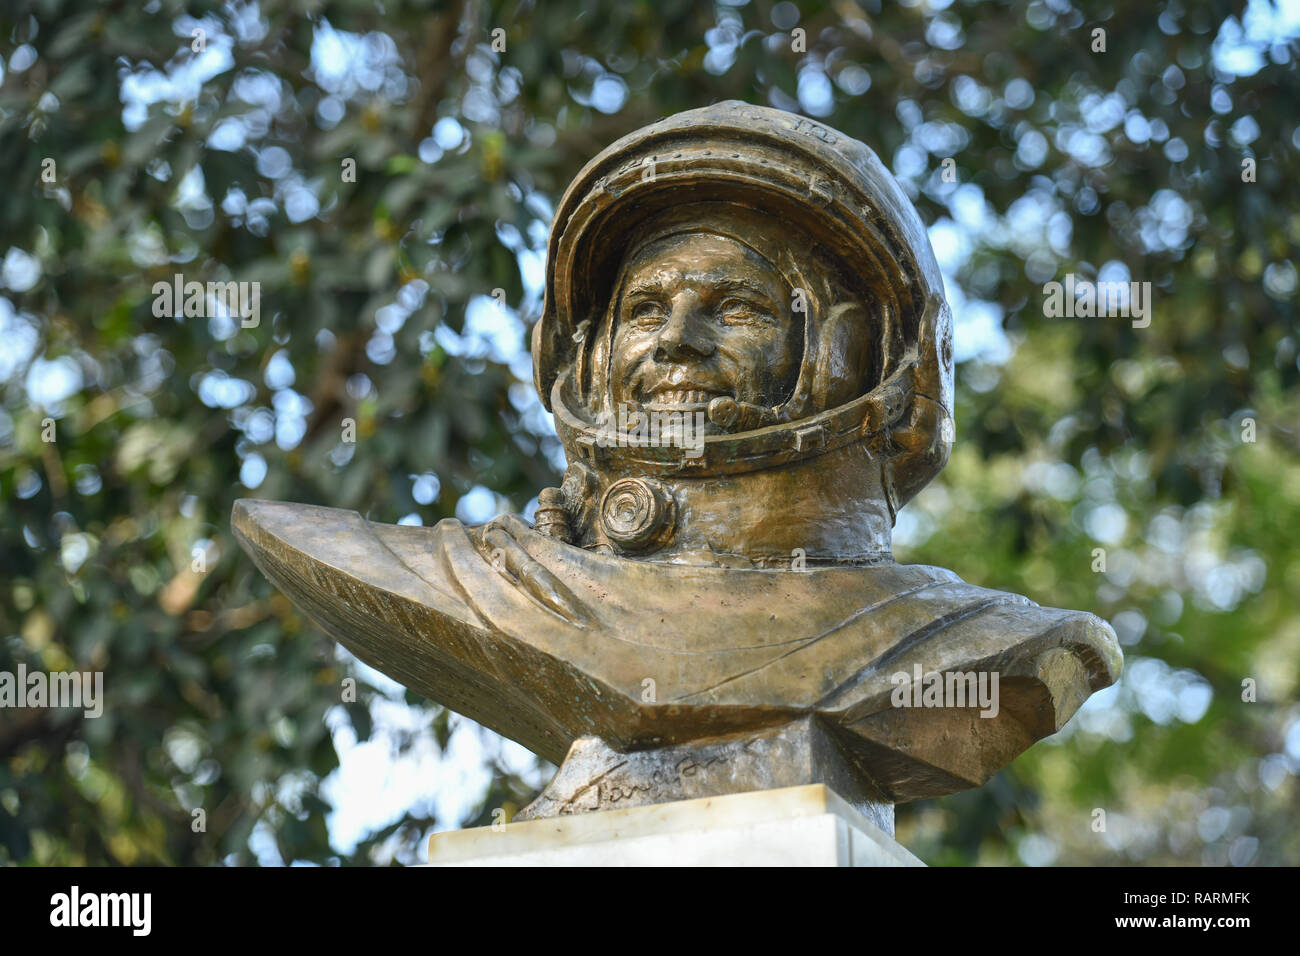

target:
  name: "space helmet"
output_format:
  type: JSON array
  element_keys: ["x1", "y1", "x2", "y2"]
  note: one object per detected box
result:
[{"x1": 531, "y1": 101, "x2": 954, "y2": 565}]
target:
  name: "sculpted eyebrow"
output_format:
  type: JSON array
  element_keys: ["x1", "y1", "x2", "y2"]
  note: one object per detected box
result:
[
  {"x1": 709, "y1": 278, "x2": 780, "y2": 304},
  {"x1": 623, "y1": 279, "x2": 665, "y2": 298},
  {"x1": 620, "y1": 276, "x2": 779, "y2": 305}
]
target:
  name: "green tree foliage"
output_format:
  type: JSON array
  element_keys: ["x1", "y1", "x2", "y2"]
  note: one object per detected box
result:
[{"x1": 1, "y1": 0, "x2": 1296, "y2": 865}]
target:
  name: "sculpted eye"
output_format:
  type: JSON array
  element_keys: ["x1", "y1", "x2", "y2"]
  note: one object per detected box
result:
[
  {"x1": 717, "y1": 297, "x2": 773, "y2": 325},
  {"x1": 628, "y1": 299, "x2": 667, "y2": 326}
]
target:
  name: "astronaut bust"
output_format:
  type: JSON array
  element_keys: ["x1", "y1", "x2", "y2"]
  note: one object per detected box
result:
[{"x1": 234, "y1": 102, "x2": 1121, "y2": 825}]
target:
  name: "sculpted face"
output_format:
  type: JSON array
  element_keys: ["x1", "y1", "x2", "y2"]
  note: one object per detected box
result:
[{"x1": 608, "y1": 233, "x2": 800, "y2": 416}]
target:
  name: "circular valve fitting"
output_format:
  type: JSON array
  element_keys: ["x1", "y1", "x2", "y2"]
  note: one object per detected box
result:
[{"x1": 599, "y1": 477, "x2": 676, "y2": 552}]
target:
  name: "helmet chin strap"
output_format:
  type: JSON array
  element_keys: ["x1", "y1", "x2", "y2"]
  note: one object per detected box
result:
[
  {"x1": 584, "y1": 209, "x2": 877, "y2": 433},
  {"x1": 596, "y1": 294, "x2": 876, "y2": 439},
  {"x1": 702, "y1": 298, "x2": 878, "y2": 436},
  {"x1": 705, "y1": 396, "x2": 780, "y2": 432},
  {"x1": 589, "y1": 291, "x2": 876, "y2": 438}
]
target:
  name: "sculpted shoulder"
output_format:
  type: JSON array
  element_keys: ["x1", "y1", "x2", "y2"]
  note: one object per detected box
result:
[{"x1": 232, "y1": 498, "x2": 1119, "y2": 800}]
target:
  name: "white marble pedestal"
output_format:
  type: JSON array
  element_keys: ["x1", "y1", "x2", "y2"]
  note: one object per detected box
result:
[{"x1": 424, "y1": 784, "x2": 923, "y2": 866}]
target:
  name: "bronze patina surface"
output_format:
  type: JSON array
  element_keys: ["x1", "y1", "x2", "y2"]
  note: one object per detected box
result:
[{"x1": 233, "y1": 101, "x2": 1121, "y2": 821}]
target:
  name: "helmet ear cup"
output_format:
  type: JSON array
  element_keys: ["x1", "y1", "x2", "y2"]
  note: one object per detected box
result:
[
  {"x1": 809, "y1": 302, "x2": 872, "y2": 413},
  {"x1": 575, "y1": 293, "x2": 617, "y2": 418},
  {"x1": 531, "y1": 311, "x2": 553, "y2": 410},
  {"x1": 884, "y1": 297, "x2": 955, "y2": 510}
]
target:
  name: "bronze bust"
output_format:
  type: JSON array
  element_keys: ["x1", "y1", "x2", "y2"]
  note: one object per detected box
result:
[{"x1": 233, "y1": 101, "x2": 1121, "y2": 832}]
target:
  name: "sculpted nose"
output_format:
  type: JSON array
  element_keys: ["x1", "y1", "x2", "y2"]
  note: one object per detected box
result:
[{"x1": 654, "y1": 295, "x2": 714, "y2": 361}]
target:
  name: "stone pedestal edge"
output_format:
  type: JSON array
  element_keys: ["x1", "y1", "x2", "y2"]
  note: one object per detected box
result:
[{"x1": 423, "y1": 783, "x2": 924, "y2": 867}]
